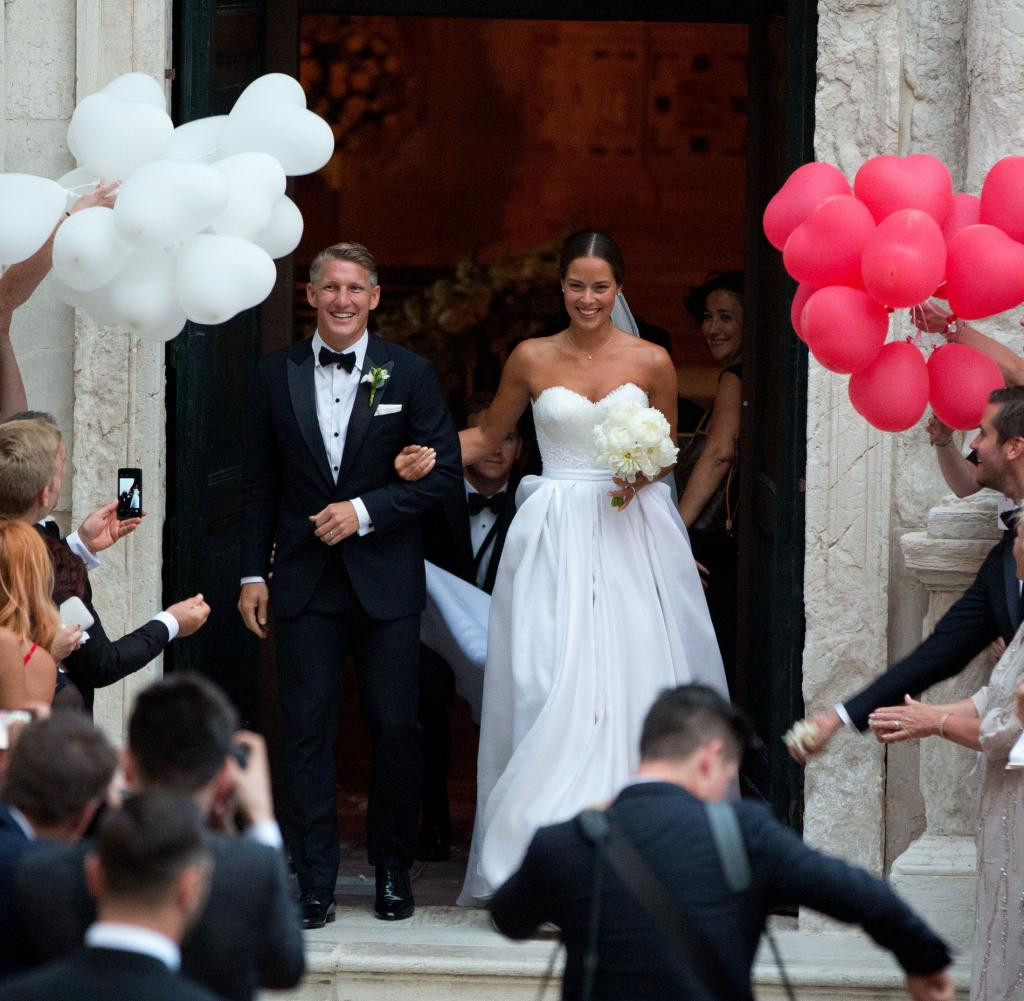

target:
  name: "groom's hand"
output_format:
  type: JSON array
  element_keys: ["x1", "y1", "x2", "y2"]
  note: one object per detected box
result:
[
  {"x1": 238, "y1": 582, "x2": 269, "y2": 639},
  {"x1": 311, "y1": 501, "x2": 359, "y2": 545}
]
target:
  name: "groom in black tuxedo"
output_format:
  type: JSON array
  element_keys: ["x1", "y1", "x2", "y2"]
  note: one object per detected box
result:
[{"x1": 239, "y1": 242, "x2": 461, "y2": 926}]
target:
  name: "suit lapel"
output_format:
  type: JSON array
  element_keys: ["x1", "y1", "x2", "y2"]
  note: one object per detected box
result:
[
  {"x1": 287, "y1": 342, "x2": 335, "y2": 492},
  {"x1": 446, "y1": 490, "x2": 476, "y2": 581},
  {"x1": 482, "y1": 489, "x2": 517, "y2": 594},
  {"x1": 1002, "y1": 533, "x2": 1021, "y2": 633},
  {"x1": 337, "y1": 335, "x2": 395, "y2": 488}
]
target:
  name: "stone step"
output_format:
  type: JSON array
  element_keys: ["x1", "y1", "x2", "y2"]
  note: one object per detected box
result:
[{"x1": 261, "y1": 906, "x2": 970, "y2": 1000}]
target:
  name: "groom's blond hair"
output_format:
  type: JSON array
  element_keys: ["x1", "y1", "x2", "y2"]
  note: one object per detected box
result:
[{"x1": 309, "y1": 242, "x2": 378, "y2": 288}]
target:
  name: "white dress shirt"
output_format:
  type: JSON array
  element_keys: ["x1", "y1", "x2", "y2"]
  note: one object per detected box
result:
[
  {"x1": 465, "y1": 478, "x2": 509, "y2": 589},
  {"x1": 240, "y1": 331, "x2": 374, "y2": 587},
  {"x1": 84, "y1": 922, "x2": 181, "y2": 971}
]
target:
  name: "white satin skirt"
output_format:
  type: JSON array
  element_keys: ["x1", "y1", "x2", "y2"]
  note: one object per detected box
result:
[{"x1": 452, "y1": 468, "x2": 726, "y2": 905}]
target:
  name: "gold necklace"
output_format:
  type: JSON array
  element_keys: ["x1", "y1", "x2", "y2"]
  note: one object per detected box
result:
[{"x1": 566, "y1": 327, "x2": 615, "y2": 361}]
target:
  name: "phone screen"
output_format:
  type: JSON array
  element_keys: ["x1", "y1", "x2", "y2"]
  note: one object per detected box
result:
[{"x1": 117, "y1": 468, "x2": 142, "y2": 521}]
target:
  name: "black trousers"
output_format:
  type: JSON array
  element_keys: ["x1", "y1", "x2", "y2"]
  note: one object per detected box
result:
[{"x1": 275, "y1": 554, "x2": 422, "y2": 890}]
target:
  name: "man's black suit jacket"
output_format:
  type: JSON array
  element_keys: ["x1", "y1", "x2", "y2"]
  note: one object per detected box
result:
[
  {"x1": 423, "y1": 478, "x2": 518, "y2": 595},
  {"x1": 13, "y1": 831, "x2": 304, "y2": 1001},
  {"x1": 0, "y1": 803, "x2": 34, "y2": 980},
  {"x1": 0, "y1": 948, "x2": 221, "y2": 1001},
  {"x1": 844, "y1": 530, "x2": 1020, "y2": 729},
  {"x1": 242, "y1": 334, "x2": 461, "y2": 620},
  {"x1": 491, "y1": 783, "x2": 950, "y2": 1001}
]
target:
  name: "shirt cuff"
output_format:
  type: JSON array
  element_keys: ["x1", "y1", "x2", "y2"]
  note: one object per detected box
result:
[
  {"x1": 240, "y1": 576, "x2": 266, "y2": 586},
  {"x1": 151, "y1": 611, "x2": 179, "y2": 642},
  {"x1": 351, "y1": 497, "x2": 373, "y2": 536},
  {"x1": 834, "y1": 703, "x2": 857, "y2": 733},
  {"x1": 66, "y1": 531, "x2": 101, "y2": 572},
  {"x1": 245, "y1": 819, "x2": 284, "y2": 851}
]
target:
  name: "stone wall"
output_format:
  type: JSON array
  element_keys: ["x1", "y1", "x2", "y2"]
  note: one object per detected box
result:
[
  {"x1": 1, "y1": 0, "x2": 172, "y2": 742},
  {"x1": 809, "y1": 0, "x2": 1024, "y2": 900}
]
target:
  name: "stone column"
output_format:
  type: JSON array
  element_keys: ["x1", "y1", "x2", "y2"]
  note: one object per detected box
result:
[
  {"x1": 889, "y1": 495, "x2": 1001, "y2": 950},
  {"x1": 72, "y1": 0, "x2": 172, "y2": 743}
]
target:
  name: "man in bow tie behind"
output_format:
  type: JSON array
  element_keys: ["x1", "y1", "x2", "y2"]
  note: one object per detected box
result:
[
  {"x1": 238, "y1": 242, "x2": 461, "y2": 927},
  {"x1": 415, "y1": 393, "x2": 522, "y2": 860}
]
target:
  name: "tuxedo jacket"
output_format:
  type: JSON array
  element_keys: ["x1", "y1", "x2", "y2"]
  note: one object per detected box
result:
[
  {"x1": 242, "y1": 334, "x2": 462, "y2": 620},
  {"x1": 491, "y1": 783, "x2": 950, "y2": 1001},
  {"x1": 845, "y1": 530, "x2": 1019, "y2": 729},
  {"x1": 13, "y1": 831, "x2": 304, "y2": 1001},
  {"x1": 423, "y1": 478, "x2": 518, "y2": 595},
  {"x1": 0, "y1": 948, "x2": 221, "y2": 1001}
]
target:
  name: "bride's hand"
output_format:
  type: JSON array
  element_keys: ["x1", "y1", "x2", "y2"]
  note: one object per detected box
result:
[
  {"x1": 609, "y1": 475, "x2": 647, "y2": 510},
  {"x1": 394, "y1": 445, "x2": 436, "y2": 482}
]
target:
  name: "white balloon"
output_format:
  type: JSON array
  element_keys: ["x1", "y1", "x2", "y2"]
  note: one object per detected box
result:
[
  {"x1": 69, "y1": 93, "x2": 174, "y2": 180},
  {"x1": 52, "y1": 207, "x2": 131, "y2": 291},
  {"x1": 0, "y1": 174, "x2": 68, "y2": 265},
  {"x1": 254, "y1": 196, "x2": 303, "y2": 258},
  {"x1": 106, "y1": 250, "x2": 182, "y2": 335},
  {"x1": 176, "y1": 234, "x2": 276, "y2": 325},
  {"x1": 210, "y1": 153, "x2": 286, "y2": 239},
  {"x1": 114, "y1": 160, "x2": 229, "y2": 248},
  {"x1": 50, "y1": 275, "x2": 121, "y2": 327},
  {"x1": 232, "y1": 74, "x2": 307, "y2": 112},
  {"x1": 167, "y1": 116, "x2": 228, "y2": 162},
  {"x1": 220, "y1": 102, "x2": 334, "y2": 176},
  {"x1": 136, "y1": 311, "x2": 187, "y2": 343},
  {"x1": 101, "y1": 73, "x2": 167, "y2": 110}
]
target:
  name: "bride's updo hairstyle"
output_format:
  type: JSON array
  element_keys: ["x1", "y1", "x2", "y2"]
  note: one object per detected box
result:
[{"x1": 558, "y1": 230, "x2": 625, "y2": 285}]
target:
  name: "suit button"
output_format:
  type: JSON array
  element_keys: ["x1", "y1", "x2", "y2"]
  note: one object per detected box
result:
[
  {"x1": 335, "y1": 398, "x2": 340, "y2": 403},
  {"x1": 334, "y1": 432, "x2": 339, "y2": 437}
]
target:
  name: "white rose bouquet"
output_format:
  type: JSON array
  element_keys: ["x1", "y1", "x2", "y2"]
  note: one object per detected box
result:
[{"x1": 593, "y1": 400, "x2": 678, "y2": 507}]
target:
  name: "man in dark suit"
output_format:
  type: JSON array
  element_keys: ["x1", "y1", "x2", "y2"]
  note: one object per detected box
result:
[
  {"x1": 237, "y1": 241, "x2": 461, "y2": 926},
  {"x1": 0, "y1": 712, "x2": 118, "y2": 980},
  {"x1": 0, "y1": 792, "x2": 222, "y2": 1001},
  {"x1": 0, "y1": 417, "x2": 210, "y2": 711},
  {"x1": 14, "y1": 673, "x2": 304, "y2": 1001},
  {"x1": 789, "y1": 386, "x2": 1024, "y2": 760},
  {"x1": 416, "y1": 392, "x2": 521, "y2": 860},
  {"x1": 491, "y1": 685, "x2": 953, "y2": 1001}
]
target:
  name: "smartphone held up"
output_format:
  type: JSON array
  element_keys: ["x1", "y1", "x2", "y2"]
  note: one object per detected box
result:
[{"x1": 117, "y1": 468, "x2": 142, "y2": 521}]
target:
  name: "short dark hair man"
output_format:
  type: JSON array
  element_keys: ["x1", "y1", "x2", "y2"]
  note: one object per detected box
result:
[
  {"x1": 13, "y1": 674, "x2": 304, "y2": 1001},
  {"x1": 0, "y1": 711, "x2": 117, "y2": 979},
  {"x1": 490, "y1": 685, "x2": 953, "y2": 1001},
  {"x1": 793, "y1": 386, "x2": 1024, "y2": 758},
  {"x1": 0, "y1": 793, "x2": 221, "y2": 1001}
]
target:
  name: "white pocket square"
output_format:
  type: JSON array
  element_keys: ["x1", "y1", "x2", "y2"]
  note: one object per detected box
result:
[{"x1": 374, "y1": 403, "x2": 403, "y2": 416}]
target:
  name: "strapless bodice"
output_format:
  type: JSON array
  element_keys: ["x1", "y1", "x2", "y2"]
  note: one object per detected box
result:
[{"x1": 531, "y1": 382, "x2": 649, "y2": 471}]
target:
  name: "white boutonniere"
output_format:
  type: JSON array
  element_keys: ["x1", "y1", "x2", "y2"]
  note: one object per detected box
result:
[{"x1": 362, "y1": 366, "x2": 390, "y2": 407}]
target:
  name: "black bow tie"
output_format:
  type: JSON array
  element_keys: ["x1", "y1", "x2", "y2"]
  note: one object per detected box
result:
[
  {"x1": 1001, "y1": 506, "x2": 1022, "y2": 532},
  {"x1": 467, "y1": 491, "x2": 506, "y2": 516},
  {"x1": 318, "y1": 346, "x2": 356, "y2": 372}
]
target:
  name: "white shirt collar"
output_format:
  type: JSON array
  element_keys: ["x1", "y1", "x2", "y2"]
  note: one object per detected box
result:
[
  {"x1": 464, "y1": 478, "x2": 510, "y2": 498},
  {"x1": 312, "y1": 330, "x2": 369, "y2": 374},
  {"x1": 5, "y1": 804, "x2": 35, "y2": 840},
  {"x1": 85, "y1": 923, "x2": 181, "y2": 971}
]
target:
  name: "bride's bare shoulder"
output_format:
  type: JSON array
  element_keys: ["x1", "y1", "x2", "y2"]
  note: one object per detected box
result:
[
  {"x1": 624, "y1": 335, "x2": 674, "y2": 373},
  {"x1": 509, "y1": 334, "x2": 561, "y2": 372}
]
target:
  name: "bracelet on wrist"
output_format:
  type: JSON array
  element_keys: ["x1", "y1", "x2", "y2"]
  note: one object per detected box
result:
[
  {"x1": 933, "y1": 437, "x2": 953, "y2": 448},
  {"x1": 938, "y1": 712, "x2": 951, "y2": 739}
]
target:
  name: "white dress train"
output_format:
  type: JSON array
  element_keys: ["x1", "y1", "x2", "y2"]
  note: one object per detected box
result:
[{"x1": 446, "y1": 382, "x2": 727, "y2": 904}]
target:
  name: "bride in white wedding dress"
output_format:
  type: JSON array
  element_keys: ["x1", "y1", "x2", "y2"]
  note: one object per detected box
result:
[{"x1": 441, "y1": 231, "x2": 727, "y2": 904}]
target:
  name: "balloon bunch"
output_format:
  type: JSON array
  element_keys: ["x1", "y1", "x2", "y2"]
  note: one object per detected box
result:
[
  {"x1": 764, "y1": 154, "x2": 1010, "y2": 432},
  {"x1": 0, "y1": 72, "x2": 333, "y2": 341}
]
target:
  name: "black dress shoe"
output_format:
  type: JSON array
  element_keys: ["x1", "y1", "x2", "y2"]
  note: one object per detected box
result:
[
  {"x1": 415, "y1": 818, "x2": 451, "y2": 862},
  {"x1": 375, "y1": 866, "x2": 414, "y2": 921},
  {"x1": 299, "y1": 886, "x2": 336, "y2": 929}
]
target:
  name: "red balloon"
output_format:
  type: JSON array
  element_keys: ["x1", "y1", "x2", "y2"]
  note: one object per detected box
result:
[
  {"x1": 854, "y1": 154, "x2": 953, "y2": 224},
  {"x1": 928, "y1": 343, "x2": 1004, "y2": 430},
  {"x1": 945, "y1": 224, "x2": 1024, "y2": 320},
  {"x1": 860, "y1": 209, "x2": 946, "y2": 309},
  {"x1": 942, "y1": 192, "x2": 981, "y2": 242},
  {"x1": 980, "y1": 156, "x2": 1024, "y2": 243},
  {"x1": 790, "y1": 282, "x2": 818, "y2": 340},
  {"x1": 849, "y1": 341, "x2": 929, "y2": 431},
  {"x1": 763, "y1": 163, "x2": 851, "y2": 251},
  {"x1": 801, "y1": 286, "x2": 889, "y2": 374},
  {"x1": 783, "y1": 196, "x2": 875, "y2": 288}
]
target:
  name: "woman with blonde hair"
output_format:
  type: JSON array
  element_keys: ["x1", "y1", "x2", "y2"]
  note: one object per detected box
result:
[{"x1": 0, "y1": 519, "x2": 58, "y2": 707}]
